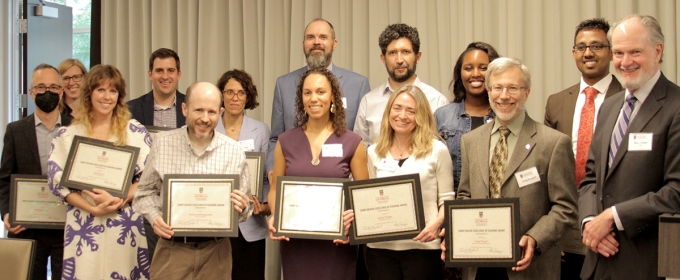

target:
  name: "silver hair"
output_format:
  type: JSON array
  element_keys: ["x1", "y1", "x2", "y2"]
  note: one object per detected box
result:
[
  {"x1": 608, "y1": 14, "x2": 664, "y2": 61},
  {"x1": 485, "y1": 57, "x2": 531, "y2": 89}
]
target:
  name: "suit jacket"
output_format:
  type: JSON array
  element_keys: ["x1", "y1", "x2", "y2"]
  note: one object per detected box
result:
[
  {"x1": 127, "y1": 90, "x2": 186, "y2": 127},
  {"x1": 266, "y1": 64, "x2": 370, "y2": 171},
  {"x1": 578, "y1": 73, "x2": 680, "y2": 280},
  {"x1": 457, "y1": 114, "x2": 578, "y2": 280},
  {"x1": 216, "y1": 114, "x2": 271, "y2": 241},
  {"x1": 0, "y1": 113, "x2": 72, "y2": 217},
  {"x1": 544, "y1": 76, "x2": 623, "y2": 136}
]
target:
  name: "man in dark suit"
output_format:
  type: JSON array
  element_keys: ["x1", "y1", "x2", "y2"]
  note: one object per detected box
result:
[
  {"x1": 127, "y1": 48, "x2": 185, "y2": 263},
  {"x1": 128, "y1": 48, "x2": 186, "y2": 128},
  {"x1": 579, "y1": 15, "x2": 680, "y2": 280},
  {"x1": 0, "y1": 64, "x2": 73, "y2": 280},
  {"x1": 457, "y1": 57, "x2": 578, "y2": 280},
  {"x1": 544, "y1": 18, "x2": 623, "y2": 279}
]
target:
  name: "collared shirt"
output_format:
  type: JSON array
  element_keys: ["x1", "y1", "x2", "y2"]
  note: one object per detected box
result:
[
  {"x1": 488, "y1": 112, "x2": 526, "y2": 165},
  {"x1": 571, "y1": 74, "x2": 614, "y2": 156},
  {"x1": 610, "y1": 70, "x2": 660, "y2": 231},
  {"x1": 34, "y1": 114, "x2": 63, "y2": 174},
  {"x1": 153, "y1": 95, "x2": 178, "y2": 128},
  {"x1": 133, "y1": 126, "x2": 252, "y2": 226},
  {"x1": 354, "y1": 77, "x2": 449, "y2": 147}
]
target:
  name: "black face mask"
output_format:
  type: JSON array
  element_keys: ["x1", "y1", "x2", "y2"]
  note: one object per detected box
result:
[{"x1": 35, "y1": 90, "x2": 60, "y2": 113}]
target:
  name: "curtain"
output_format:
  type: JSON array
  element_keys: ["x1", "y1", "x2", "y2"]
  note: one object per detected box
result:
[{"x1": 102, "y1": 0, "x2": 679, "y2": 125}]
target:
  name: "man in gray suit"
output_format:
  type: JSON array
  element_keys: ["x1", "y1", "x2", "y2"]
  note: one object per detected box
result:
[
  {"x1": 543, "y1": 18, "x2": 623, "y2": 279},
  {"x1": 267, "y1": 18, "x2": 370, "y2": 174},
  {"x1": 579, "y1": 15, "x2": 680, "y2": 280},
  {"x1": 457, "y1": 57, "x2": 578, "y2": 280}
]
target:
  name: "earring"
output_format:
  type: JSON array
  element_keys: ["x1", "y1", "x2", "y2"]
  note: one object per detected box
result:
[{"x1": 330, "y1": 103, "x2": 335, "y2": 113}]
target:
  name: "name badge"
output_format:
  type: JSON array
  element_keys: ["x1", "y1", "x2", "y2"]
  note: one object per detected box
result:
[
  {"x1": 628, "y1": 133, "x2": 653, "y2": 151},
  {"x1": 514, "y1": 167, "x2": 541, "y2": 188},
  {"x1": 377, "y1": 158, "x2": 398, "y2": 172},
  {"x1": 342, "y1": 97, "x2": 347, "y2": 109},
  {"x1": 238, "y1": 139, "x2": 255, "y2": 152},
  {"x1": 322, "y1": 144, "x2": 343, "y2": 157}
]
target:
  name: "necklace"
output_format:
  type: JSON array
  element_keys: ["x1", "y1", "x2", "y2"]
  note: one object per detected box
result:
[
  {"x1": 311, "y1": 128, "x2": 333, "y2": 166},
  {"x1": 393, "y1": 140, "x2": 411, "y2": 160}
]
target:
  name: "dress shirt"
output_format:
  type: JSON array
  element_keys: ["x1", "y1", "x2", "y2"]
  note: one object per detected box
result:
[
  {"x1": 488, "y1": 112, "x2": 525, "y2": 165},
  {"x1": 34, "y1": 114, "x2": 63, "y2": 175},
  {"x1": 354, "y1": 77, "x2": 448, "y2": 147},
  {"x1": 153, "y1": 96, "x2": 178, "y2": 128},
  {"x1": 609, "y1": 70, "x2": 659, "y2": 231},
  {"x1": 571, "y1": 74, "x2": 613, "y2": 155},
  {"x1": 133, "y1": 127, "x2": 252, "y2": 226}
]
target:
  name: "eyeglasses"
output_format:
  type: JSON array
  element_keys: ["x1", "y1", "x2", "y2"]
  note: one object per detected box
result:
[
  {"x1": 32, "y1": 84, "x2": 62, "y2": 93},
  {"x1": 62, "y1": 74, "x2": 84, "y2": 82},
  {"x1": 223, "y1": 90, "x2": 247, "y2": 99},
  {"x1": 489, "y1": 85, "x2": 525, "y2": 94},
  {"x1": 573, "y1": 44, "x2": 610, "y2": 53}
]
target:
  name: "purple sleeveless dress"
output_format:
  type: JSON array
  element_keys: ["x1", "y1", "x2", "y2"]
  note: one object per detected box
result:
[{"x1": 278, "y1": 127, "x2": 360, "y2": 280}]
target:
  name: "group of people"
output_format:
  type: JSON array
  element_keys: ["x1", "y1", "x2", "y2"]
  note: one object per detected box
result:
[{"x1": 0, "y1": 13, "x2": 678, "y2": 280}]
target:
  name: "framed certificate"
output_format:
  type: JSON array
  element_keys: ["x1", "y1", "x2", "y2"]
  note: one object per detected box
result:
[
  {"x1": 162, "y1": 174, "x2": 239, "y2": 237},
  {"x1": 444, "y1": 198, "x2": 521, "y2": 267},
  {"x1": 245, "y1": 152, "x2": 265, "y2": 200},
  {"x1": 9, "y1": 175, "x2": 66, "y2": 229},
  {"x1": 344, "y1": 174, "x2": 425, "y2": 245},
  {"x1": 273, "y1": 176, "x2": 348, "y2": 240},
  {"x1": 59, "y1": 136, "x2": 140, "y2": 198}
]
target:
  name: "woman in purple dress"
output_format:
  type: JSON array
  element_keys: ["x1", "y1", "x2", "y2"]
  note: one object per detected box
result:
[{"x1": 267, "y1": 68, "x2": 369, "y2": 280}]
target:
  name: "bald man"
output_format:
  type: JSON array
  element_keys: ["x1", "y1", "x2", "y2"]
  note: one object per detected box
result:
[{"x1": 133, "y1": 82, "x2": 253, "y2": 279}]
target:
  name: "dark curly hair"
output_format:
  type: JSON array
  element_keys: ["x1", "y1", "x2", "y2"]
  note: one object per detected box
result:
[
  {"x1": 379, "y1": 23, "x2": 420, "y2": 55},
  {"x1": 574, "y1": 18, "x2": 610, "y2": 45},
  {"x1": 294, "y1": 68, "x2": 347, "y2": 135},
  {"x1": 216, "y1": 69, "x2": 259, "y2": 110},
  {"x1": 450, "y1": 42, "x2": 500, "y2": 103}
]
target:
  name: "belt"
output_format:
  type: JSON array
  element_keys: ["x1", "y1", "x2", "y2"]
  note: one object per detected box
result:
[{"x1": 167, "y1": 236, "x2": 222, "y2": 244}]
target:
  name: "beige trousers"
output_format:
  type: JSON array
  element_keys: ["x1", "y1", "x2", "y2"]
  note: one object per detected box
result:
[{"x1": 150, "y1": 238, "x2": 232, "y2": 280}]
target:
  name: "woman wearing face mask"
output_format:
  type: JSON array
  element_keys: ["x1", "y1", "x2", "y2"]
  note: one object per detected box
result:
[
  {"x1": 48, "y1": 65, "x2": 151, "y2": 279},
  {"x1": 434, "y1": 42, "x2": 500, "y2": 193},
  {"x1": 268, "y1": 68, "x2": 369, "y2": 280},
  {"x1": 215, "y1": 69, "x2": 271, "y2": 280},
  {"x1": 57, "y1": 59, "x2": 88, "y2": 119}
]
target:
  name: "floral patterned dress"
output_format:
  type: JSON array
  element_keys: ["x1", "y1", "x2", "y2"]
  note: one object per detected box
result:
[{"x1": 48, "y1": 120, "x2": 152, "y2": 280}]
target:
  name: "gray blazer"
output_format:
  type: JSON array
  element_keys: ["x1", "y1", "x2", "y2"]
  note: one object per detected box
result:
[
  {"x1": 216, "y1": 114, "x2": 270, "y2": 241},
  {"x1": 457, "y1": 114, "x2": 578, "y2": 280},
  {"x1": 266, "y1": 64, "x2": 370, "y2": 171},
  {"x1": 579, "y1": 73, "x2": 680, "y2": 279},
  {"x1": 544, "y1": 76, "x2": 623, "y2": 136}
]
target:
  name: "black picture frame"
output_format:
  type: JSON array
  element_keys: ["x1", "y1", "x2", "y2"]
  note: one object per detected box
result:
[
  {"x1": 9, "y1": 175, "x2": 66, "y2": 229},
  {"x1": 344, "y1": 174, "x2": 425, "y2": 245},
  {"x1": 444, "y1": 198, "x2": 521, "y2": 267}
]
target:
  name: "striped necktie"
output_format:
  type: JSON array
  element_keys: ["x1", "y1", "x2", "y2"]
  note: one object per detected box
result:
[{"x1": 609, "y1": 94, "x2": 638, "y2": 168}]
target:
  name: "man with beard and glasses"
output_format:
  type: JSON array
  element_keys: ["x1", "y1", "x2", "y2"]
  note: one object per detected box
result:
[
  {"x1": 267, "y1": 18, "x2": 370, "y2": 194},
  {"x1": 0, "y1": 64, "x2": 72, "y2": 280},
  {"x1": 579, "y1": 15, "x2": 680, "y2": 280},
  {"x1": 543, "y1": 18, "x2": 623, "y2": 280},
  {"x1": 354, "y1": 23, "x2": 448, "y2": 148},
  {"x1": 133, "y1": 82, "x2": 252, "y2": 279}
]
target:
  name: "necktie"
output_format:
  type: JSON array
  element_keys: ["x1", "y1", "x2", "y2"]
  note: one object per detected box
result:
[
  {"x1": 608, "y1": 94, "x2": 638, "y2": 168},
  {"x1": 575, "y1": 87, "x2": 598, "y2": 187},
  {"x1": 490, "y1": 126, "x2": 511, "y2": 198}
]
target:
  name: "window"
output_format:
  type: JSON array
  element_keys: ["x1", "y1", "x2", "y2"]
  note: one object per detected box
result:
[{"x1": 45, "y1": 0, "x2": 91, "y2": 68}]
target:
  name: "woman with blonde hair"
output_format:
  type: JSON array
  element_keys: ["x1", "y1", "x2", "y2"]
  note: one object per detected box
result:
[
  {"x1": 57, "y1": 58, "x2": 88, "y2": 119},
  {"x1": 48, "y1": 64, "x2": 151, "y2": 279},
  {"x1": 359, "y1": 84, "x2": 454, "y2": 279}
]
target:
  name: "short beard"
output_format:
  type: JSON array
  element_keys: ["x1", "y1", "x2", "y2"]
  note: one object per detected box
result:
[
  {"x1": 388, "y1": 64, "x2": 417, "y2": 83},
  {"x1": 616, "y1": 68, "x2": 655, "y2": 92},
  {"x1": 306, "y1": 52, "x2": 331, "y2": 70}
]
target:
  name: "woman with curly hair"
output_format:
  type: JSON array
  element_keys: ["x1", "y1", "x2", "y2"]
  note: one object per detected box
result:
[
  {"x1": 267, "y1": 68, "x2": 369, "y2": 280},
  {"x1": 48, "y1": 64, "x2": 151, "y2": 279}
]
